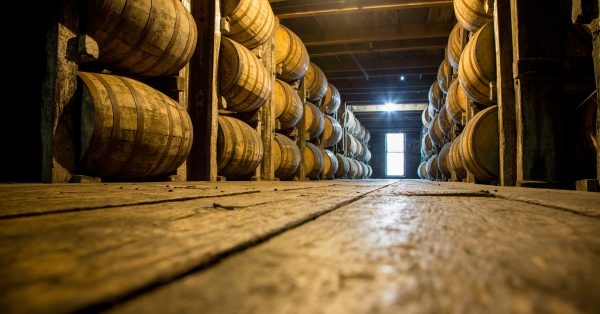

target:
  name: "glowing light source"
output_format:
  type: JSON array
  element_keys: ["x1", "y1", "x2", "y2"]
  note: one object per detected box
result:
[
  {"x1": 383, "y1": 103, "x2": 396, "y2": 111},
  {"x1": 400, "y1": 75, "x2": 405, "y2": 81}
]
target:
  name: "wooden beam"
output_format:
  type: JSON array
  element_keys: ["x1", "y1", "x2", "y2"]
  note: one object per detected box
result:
[
  {"x1": 188, "y1": 0, "x2": 220, "y2": 181},
  {"x1": 273, "y1": 0, "x2": 453, "y2": 19},
  {"x1": 308, "y1": 37, "x2": 447, "y2": 58},
  {"x1": 326, "y1": 67, "x2": 439, "y2": 80},
  {"x1": 333, "y1": 76, "x2": 435, "y2": 91},
  {"x1": 317, "y1": 54, "x2": 443, "y2": 74},
  {"x1": 494, "y1": 0, "x2": 517, "y2": 186},
  {"x1": 302, "y1": 24, "x2": 453, "y2": 47},
  {"x1": 343, "y1": 92, "x2": 428, "y2": 104}
]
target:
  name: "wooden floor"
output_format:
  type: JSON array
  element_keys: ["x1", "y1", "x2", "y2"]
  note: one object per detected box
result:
[{"x1": 0, "y1": 180, "x2": 599, "y2": 313}]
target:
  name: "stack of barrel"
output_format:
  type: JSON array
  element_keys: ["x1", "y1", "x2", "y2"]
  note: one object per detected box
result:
[
  {"x1": 77, "y1": 0, "x2": 198, "y2": 181},
  {"x1": 335, "y1": 109, "x2": 373, "y2": 179},
  {"x1": 419, "y1": 0, "x2": 499, "y2": 183}
]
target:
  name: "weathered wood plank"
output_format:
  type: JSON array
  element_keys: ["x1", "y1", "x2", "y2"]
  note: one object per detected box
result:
[
  {"x1": 111, "y1": 185, "x2": 600, "y2": 314},
  {"x1": 0, "y1": 181, "x2": 389, "y2": 313},
  {"x1": 0, "y1": 181, "x2": 351, "y2": 218}
]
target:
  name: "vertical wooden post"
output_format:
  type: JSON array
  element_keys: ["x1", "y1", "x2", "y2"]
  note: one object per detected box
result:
[
  {"x1": 510, "y1": 0, "x2": 565, "y2": 187},
  {"x1": 493, "y1": 0, "x2": 517, "y2": 186},
  {"x1": 295, "y1": 81, "x2": 308, "y2": 180},
  {"x1": 258, "y1": 38, "x2": 276, "y2": 181},
  {"x1": 41, "y1": 0, "x2": 79, "y2": 183},
  {"x1": 188, "y1": 0, "x2": 220, "y2": 181}
]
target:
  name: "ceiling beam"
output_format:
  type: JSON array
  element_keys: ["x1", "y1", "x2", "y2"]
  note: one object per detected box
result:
[
  {"x1": 273, "y1": 0, "x2": 453, "y2": 20},
  {"x1": 326, "y1": 67, "x2": 439, "y2": 80},
  {"x1": 316, "y1": 54, "x2": 443, "y2": 74},
  {"x1": 332, "y1": 76, "x2": 435, "y2": 90},
  {"x1": 307, "y1": 37, "x2": 447, "y2": 57},
  {"x1": 342, "y1": 91, "x2": 429, "y2": 104},
  {"x1": 302, "y1": 23, "x2": 452, "y2": 47}
]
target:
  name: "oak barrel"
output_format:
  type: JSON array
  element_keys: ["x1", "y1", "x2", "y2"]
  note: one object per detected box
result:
[
  {"x1": 445, "y1": 79, "x2": 468, "y2": 125},
  {"x1": 273, "y1": 79, "x2": 303, "y2": 129},
  {"x1": 429, "y1": 81, "x2": 443, "y2": 111},
  {"x1": 305, "y1": 63, "x2": 328, "y2": 101},
  {"x1": 438, "y1": 143, "x2": 453, "y2": 178},
  {"x1": 364, "y1": 129, "x2": 371, "y2": 143},
  {"x1": 86, "y1": 0, "x2": 197, "y2": 77},
  {"x1": 302, "y1": 142, "x2": 324, "y2": 179},
  {"x1": 429, "y1": 116, "x2": 445, "y2": 146},
  {"x1": 274, "y1": 25, "x2": 310, "y2": 81},
  {"x1": 422, "y1": 108, "x2": 432, "y2": 126},
  {"x1": 418, "y1": 161, "x2": 428, "y2": 179},
  {"x1": 453, "y1": 0, "x2": 493, "y2": 32},
  {"x1": 459, "y1": 105, "x2": 499, "y2": 182},
  {"x1": 273, "y1": 133, "x2": 301, "y2": 179},
  {"x1": 449, "y1": 135, "x2": 468, "y2": 179},
  {"x1": 79, "y1": 72, "x2": 193, "y2": 180},
  {"x1": 438, "y1": 103, "x2": 454, "y2": 136},
  {"x1": 347, "y1": 158, "x2": 360, "y2": 179},
  {"x1": 322, "y1": 149, "x2": 339, "y2": 179},
  {"x1": 323, "y1": 83, "x2": 341, "y2": 114},
  {"x1": 304, "y1": 102, "x2": 325, "y2": 139},
  {"x1": 458, "y1": 21, "x2": 496, "y2": 105},
  {"x1": 222, "y1": 0, "x2": 277, "y2": 49},
  {"x1": 220, "y1": 37, "x2": 273, "y2": 112},
  {"x1": 363, "y1": 146, "x2": 372, "y2": 162},
  {"x1": 426, "y1": 154, "x2": 440, "y2": 180},
  {"x1": 364, "y1": 164, "x2": 373, "y2": 178},
  {"x1": 217, "y1": 116, "x2": 264, "y2": 178},
  {"x1": 437, "y1": 58, "x2": 451, "y2": 93},
  {"x1": 447, "y1": 23, "x2": 465, "y2": 69},
  {"x1": 342, "y1": 134, "x2": 359, "y2": 157},
  {"x1": 335, "y1": 153, "x2": 350, "y2": 178},
  {"x1": 421, "y1": 132, "x2": 434, "y2": 157},
  {"x1": 323, "y1": 115, "x2": 343, "y2": 147}
]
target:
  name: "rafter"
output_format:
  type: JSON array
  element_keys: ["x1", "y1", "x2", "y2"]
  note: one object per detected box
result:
[
  {"x1": 308, "y1": 37, "x2": 447, "y2": 57},
  {"x1": 272, "y1": 0, "x2": 453, "y2": 20}
]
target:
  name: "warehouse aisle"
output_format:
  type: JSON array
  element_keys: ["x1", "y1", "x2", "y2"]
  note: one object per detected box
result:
[{"x1": 1, "y1": 180, "x2": 599, "y2": 313}]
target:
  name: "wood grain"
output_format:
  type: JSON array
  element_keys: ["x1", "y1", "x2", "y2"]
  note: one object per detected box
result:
[
  {"x1": 112, "y1": 184, "x2": 600, "y2": 314},
  {"x1": 0, "y1": 181, "x2": 389, "y2": 313}
]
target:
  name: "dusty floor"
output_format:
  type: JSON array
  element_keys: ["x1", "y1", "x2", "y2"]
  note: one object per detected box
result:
[{"x1": 0, "y1": 180, "x2": 599, "y2": 313}]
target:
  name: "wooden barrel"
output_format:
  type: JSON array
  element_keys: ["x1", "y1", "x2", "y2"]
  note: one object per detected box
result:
[
  {"x1": 422, "y1": 108, "x2": 432, "y2": 126},
  {"x1": 364, "y1": 129, "x2": 371, "y2": 143},
  {"x1": 438, "y1": 103, "x2": 453, "y2": 136},
  {"x1": 438, "y1": 143, "x2": 453, "y2": 178},
  {"x1": 304, "y1": 102, "x2": 325, "y2": 139},
  {"x1": 437, "y1": 58, "x2": 451, "y2": 93},
  {"x1": 302, "y1": 142, "x2": 324, "y2": 179},
  {"x1": 454, "y1": 0, "x2": 493, "y2": 32},
  {"x1": 217, "y1": 116, "x2": 264, "y2": 178},
  {"x1": 219, "y1": 38, "x2": 273, "y2": 112},
  {"x1": 323, "y1": 115, "x2": 343, "y2": 147},
  {"x1": 364, "y1": 164, "x2": 373, "y2": 178},
  {"x1": 323, "y1": 83, "x2": 341, "y2": 114},
  {"x1": 459, "y1": 105, "x2": 499, "y2": 182},
  {"x1": 429, "y1": 116, "x2": 445, "y2": 146},
  {"x1": 347, "y1": 159, "x2": 360, "y2": 179},
  {"x1": 426, "y1": 155, "x2": 440, "y2": 180},
  {"x1": 447, "y1": 23, "x2": 465, "y2": 69},
  {"x1": 342, "y1": 134, "x2": 359, "y2": 157},
  {"x1": 343, "y1": 110, "x2": 358, "y2": 134},
  {"x1": 449, "y1": 135, "x2": 468, "y2": 179},
  {"x1": 428, "y1": 103, "x2": 437, "y2": 121},
  {"x1": 273, "y1": 79, "x2": 303, "y2": 129},
  {"x1": 273, "y1": 133, "x2": 301, "y2": 179},
  {"x1": 363, "y1": 147, "x2": 372, "y2": 162},
  {"x1": 305, "y1": 63, "x2": 328, "y2": 101},
  {"x1": 335, "y1": 153, "x2": 350, "y2": 178},
  {"x1": 356, "y1": 125, "x2": 366, "y2": 142},
  {"x1": 356, "y1": 161, "x2": 365, "y2": 179},
  {"x1": 421, "y1": 132, "x2": 434, "y2": 157},
  {"x1": 322, "y1": 149, "x2": 339, "y2": 179},
  {"x1": 274, "y1": 25, "x2": 310, "y2": 81},
  {"x1": 429, "y1": 82, "x2": 443, "y2": 111},
  {"x1": 86, "y1": 0, "x2": 197, "y2": 78},
  {"x1": 445, "y1": 79, "x2": 468, "y2": 125},
  {"x1": 222, "y1": 0, "x2": 277, "y2": 49},
  {"x1": 418, "y1": 161, "x2": 428, "y2": 179},
  {"x1": 78, "y1": 72, "x2": 193, "y2": 180},
  {"x1": 458, "y1": 21, "x2": 496, "y2": 105}
]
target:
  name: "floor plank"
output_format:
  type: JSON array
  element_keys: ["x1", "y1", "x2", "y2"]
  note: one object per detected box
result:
[
  {"x1": 0, "y1": 181, "x2": 390, "y2": 313},
  {"x1": 0, "y1": 181, "x2": 351, "y2": 218},
  {"x1": 111, "y1": 184, "x2": 600, "y2": 314}
]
